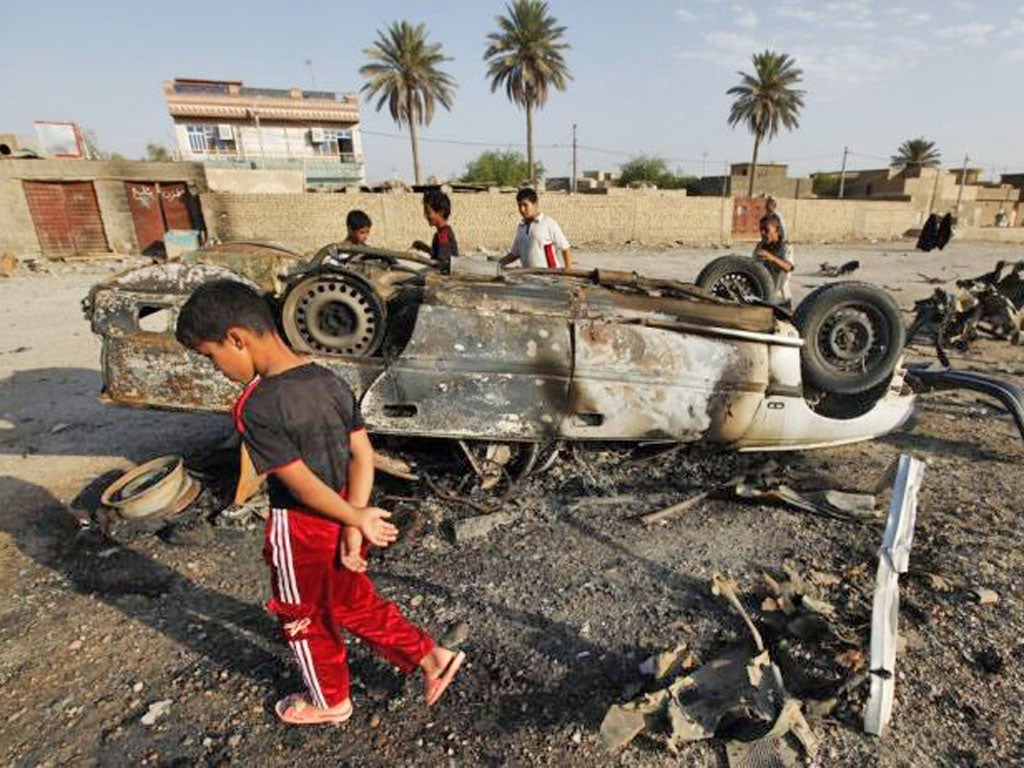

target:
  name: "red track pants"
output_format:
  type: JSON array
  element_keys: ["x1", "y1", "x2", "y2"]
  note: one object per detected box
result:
[{"x1": 263, "y1": 505, "x2": 434, "y2": 708}]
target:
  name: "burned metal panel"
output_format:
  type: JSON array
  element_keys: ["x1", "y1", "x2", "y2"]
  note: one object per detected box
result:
[
  {"x1": 190, "y1": 245, "x2": 304, "y2": 294},
  {"x1": 102, "y1": 333, "x2": 241, "y2": 412},
  {"x1": 361, "y1": 303, "x2": 571, "y2": 439},
  {"x1": 566, "y1": 321, "x2": 768, "y2": 441},
  {"x1": 580, "y1": 285, "x2": 777, "y2": 334},
  {"x1": 425, "y1": 273, "x2": 578, "y2": 319},
  {"x1": 101, "y1": 332, "x2": 384, "y2": 413}
]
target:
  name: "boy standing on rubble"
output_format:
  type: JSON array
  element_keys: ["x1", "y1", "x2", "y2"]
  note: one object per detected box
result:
[
  {"x1": 175, "y1": 281, "x2": 465, "y2": 726},
  {"x1": 412, "y1": 190, "x2": 459, "y2": 273}
]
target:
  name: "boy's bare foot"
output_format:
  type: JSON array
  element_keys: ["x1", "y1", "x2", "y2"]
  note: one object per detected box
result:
[
  {"x1": 420, "y1": 647, "x2": 466, "y2": 707},
  {"x1": 275, "y1": 693, "x2": 353, "y2": 725}
]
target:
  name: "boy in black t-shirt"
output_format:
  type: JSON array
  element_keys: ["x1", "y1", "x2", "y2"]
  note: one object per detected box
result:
[
  {"x1": 412, "y1": 190, "x2": 458, "y2": 273},
  {"x1": 175, "y1": 280, "x2": 465, "y2": 726}
]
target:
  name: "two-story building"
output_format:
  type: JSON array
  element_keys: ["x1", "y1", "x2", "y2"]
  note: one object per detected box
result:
[{"x1": 164, "y1": 78, "x2": 365, "y2": 190}]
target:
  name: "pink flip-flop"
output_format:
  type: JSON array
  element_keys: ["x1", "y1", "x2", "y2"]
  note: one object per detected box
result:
[
  {"x1": 274, "y1": 693, "x2": 353, "y2": 726},
  {"x1": 425, "y1": 651, "x2": 466, "y2": 707}
]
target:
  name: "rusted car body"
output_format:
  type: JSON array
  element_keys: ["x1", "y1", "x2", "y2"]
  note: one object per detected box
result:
[{"x1": 85, "y1": 244, "x2": 917, "y2": 452}]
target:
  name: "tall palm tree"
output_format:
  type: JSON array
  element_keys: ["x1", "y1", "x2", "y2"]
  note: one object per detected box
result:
[
  {"x1": 484, "y1": 0, "x2": 572, "y2": 185},
  {"x1": 891, "y1": 138, "x2": 941, "y2": 171},
  {"x1": 727, "y1": 50, "x2": 805, "y2": 198},
  {"x1": 360, "y1": 21, "x2": 456, "y2": 184}
]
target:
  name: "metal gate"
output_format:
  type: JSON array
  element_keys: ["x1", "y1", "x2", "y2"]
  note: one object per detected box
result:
[
  {"x1": 23, "y1": 181, "x2": 109, "y2": 255},
  {"x1": 126, "y1": 182, "x2": 197, "y2": 254},
  {"x1": 732, "y1": 197, "x2": 768, "y2": 239}
]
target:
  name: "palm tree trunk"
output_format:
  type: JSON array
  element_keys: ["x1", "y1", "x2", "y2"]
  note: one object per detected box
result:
[
  {"x1": 409, "y1": 114, "x2": 421, "y2": 185},
  {"x1": 526, "y1": 100, "x2": 535, "y2": 186},
  {"x1": 746, "y1": 133, "x2": 761, "y2": 198}
]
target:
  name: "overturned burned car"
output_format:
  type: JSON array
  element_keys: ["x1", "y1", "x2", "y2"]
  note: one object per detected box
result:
[{"x1": 84, "y1": 243, "x2": 1024, "y2": 455}]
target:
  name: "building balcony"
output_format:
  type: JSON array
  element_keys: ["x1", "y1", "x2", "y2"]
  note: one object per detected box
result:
[{"x1": 193, "y1": 152, "x2": 365, "y2": 187}]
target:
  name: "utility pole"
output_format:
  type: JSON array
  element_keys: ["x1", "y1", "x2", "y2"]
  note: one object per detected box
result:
[
  {"x1": 571, "y1": 123, "x2": 578, "y2": 194},
  {"x1": 304, "y1": 59, "x2": 317, "y2": 89},
  {"x1": 955, "y1": 153, "x2": 970, "y2": 218},
  {"x1": 721, "y1": 161, "x2": 729, "y2": 197},
  {"x1": 702, "y1": 150, "x2": 708, "y2": 178},
  {"x1": 838, "y1": 146, "x2": 849, "y2": 199}
]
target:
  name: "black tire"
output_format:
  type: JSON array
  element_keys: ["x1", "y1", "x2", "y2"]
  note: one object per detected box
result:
[
  {"x1": 696, "y1": 255, "x2": 776, "y2": 301},
  {"x1": 280, "y1": 268, "x2": 386, "y2": 357},
  {"x1": 794, "y1": 281, "x2": 905, "y2": 396}
]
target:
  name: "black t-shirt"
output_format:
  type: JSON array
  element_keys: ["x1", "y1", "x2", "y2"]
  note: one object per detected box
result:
[
  {"x1": 235, "y1": 364, "x2": 365, "y2": 509},
  {"x1": 431, "y1": 225, "x2": 458, "y2": 272}
]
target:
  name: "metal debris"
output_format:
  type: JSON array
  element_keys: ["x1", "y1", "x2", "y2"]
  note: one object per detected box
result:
[
  {"x1": 864, "y1": 454, "x2": 925, "y2": 737},
  {"x1": 817, "y1": 260, "x2": 860, "y2": 278},
  {"x1": 731, "y1": 482, "x2": 878, "y2": 523}
]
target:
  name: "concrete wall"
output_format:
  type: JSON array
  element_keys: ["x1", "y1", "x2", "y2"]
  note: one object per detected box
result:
[
  {"x1": 205, "y1": 168, "x2": 304, "y2": 194},
  {"x1": 774, "y1": 198, "x2": 919, "y2": 243},
  {"x1": 0, "y1": 159, "x2": 206, "y2": 257},
  {"x1": 201, "y1": 189, "x2": 917, "y2": 251}
]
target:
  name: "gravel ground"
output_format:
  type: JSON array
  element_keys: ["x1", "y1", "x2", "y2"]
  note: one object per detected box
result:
[{"x1": 2, "y1": 240, "x2": 1024, "y2": 767}]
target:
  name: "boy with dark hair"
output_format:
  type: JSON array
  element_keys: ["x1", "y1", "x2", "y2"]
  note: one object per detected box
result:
[
  {"x1": 499, "y1": 187, "x2": 572, "y2": 270},
  {"x1": 412, "y1": 190, "x2": 459, "y2": 273},
  {"x1": 753, "y1": 212, "x2": 794, "y2": 305},
  {"x1": 344, "y1": 210, "x2": 372, "y2": 246},
  {"x1": 175, "y1": 280, "x2": 465, "y2": 726}
]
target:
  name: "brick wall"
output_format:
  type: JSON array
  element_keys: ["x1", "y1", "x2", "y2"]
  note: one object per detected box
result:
[{"x1": 201, "y1": 189, "x2": 916, "y2": 251}]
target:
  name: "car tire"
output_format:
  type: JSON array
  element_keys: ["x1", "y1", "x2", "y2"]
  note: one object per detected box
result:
[
  {"x1": 794, "y1": 281, "x2": 905, "y2": 396},
  {"x1": 696, "y1": 255, "x2": 776, "y2": 301},
  {"x1": 280, "y1": 268, "x2": 386, "y2": 357}
]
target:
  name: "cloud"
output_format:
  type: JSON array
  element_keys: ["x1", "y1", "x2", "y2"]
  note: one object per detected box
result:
[
  {"x1": 1002, "y1": 47, "x2": 1024, "y2": 63},
  {"x1": 772, "y1": 0, "x2": 875, "y2": 28},
  {"x1": 733, "y1": 5, "x2": 758, "y2": 27},
  {"x1": 935, "y1": 22, "x2": 994, "y2": 45}
]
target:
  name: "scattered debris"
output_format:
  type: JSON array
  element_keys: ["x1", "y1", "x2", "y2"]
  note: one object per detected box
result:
[
  {"x1": 732, "y1": 482, "x2": 877, "y2": 523},
  {"x1": 448, "y1": 510, "x2": 518, "y2": 543},
  {"x1": 50, "y1": 422, "x2": 71, "y2": 434},
  {"x1": 638, "y1": 491, "x2": 709, "y2": 525},
  {"x1": 638, "y1": 641, "x2": 690, "y2": 680},
  {"x1": 908, "y1": 261, "x2": 1024, "y2": 355},
  {"x1": 100, "y1": 456, "x2": 201, "y2": 521},
  {"x1": 601, "y1": 574, "x2": 819, "y2": 766},
  {"x1": 970, "y1": 587, "x2": 999, "y2": 605},
  {"x1": 140, "y1": 699, "x2": 173, "y2": 726},
  {"x1": 818, "y1": 260, "x2": 860, "y2": 277},
  {"x1": 0, "y1": 253, "x2": 17, "y2": 278},
  {"x1": 864, "y1": 454, "x2": 925, "y2": 737}
]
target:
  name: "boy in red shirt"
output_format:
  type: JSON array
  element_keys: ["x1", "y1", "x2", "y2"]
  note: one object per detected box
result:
[
  {"x1": 175, "y1": 280, "x2": 464, "y2": 725},
  {"x1": 411, "y1": 190, "x2": 459, "y2": 273}
]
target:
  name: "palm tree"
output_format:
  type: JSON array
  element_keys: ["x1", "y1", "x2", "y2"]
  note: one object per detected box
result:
[
  {"x1": 891, "y1": 138, "x2": 941, "y2": 171},
  {"x1": 360, "y1": 21, "x2": 456, "y2": 184},
  {"x1": 727, "y1": 50, "x2": 805, "y2": 198},
  {"x1": 484, "y1": 0, "x2": 572, "y2": 185}
]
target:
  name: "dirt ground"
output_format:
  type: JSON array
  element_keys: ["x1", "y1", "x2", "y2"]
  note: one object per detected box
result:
[{"x1": 2, "y1": 239, "x2": 1024, "y2": 767}]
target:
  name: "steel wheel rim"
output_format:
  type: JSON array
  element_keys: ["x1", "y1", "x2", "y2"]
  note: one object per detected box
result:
[{"x1": 817, "y1": 303, "x2": 888, "y2": 373}]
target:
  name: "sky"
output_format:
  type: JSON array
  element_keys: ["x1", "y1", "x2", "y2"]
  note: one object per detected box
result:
[{"x1": 2, "y1": 0, "x2": 1022, "y2": 182}]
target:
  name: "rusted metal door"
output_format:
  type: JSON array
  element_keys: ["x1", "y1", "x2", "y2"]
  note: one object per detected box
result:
[
  {"x1": 126, "y1": 183, "x2": 165, "y2": 254},
  {"x1": 732, "y1": 197, "x2": 767, "y2": 238},
  {"x1": 126, "y1": 182, "x2": 198, "y2": 254},
  {"x1": 159, "y1": 182, "x2": 194, "y2": 230},
  {"x1": 23, "y1": 181, "x2": 108, "y2": 255}
]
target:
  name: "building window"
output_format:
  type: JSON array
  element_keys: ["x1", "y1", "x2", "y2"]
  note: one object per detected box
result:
[
  {"x1": 311, "y1": 128, "x2": 354, "y2": 160},
  {"x1": 185, "y1": 124, "x2": 236, "y2": 155}
]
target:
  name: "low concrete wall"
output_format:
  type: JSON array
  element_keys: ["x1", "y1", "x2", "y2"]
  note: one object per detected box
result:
[
  {"x1": 205, "y1": 168, "x2": 304, "y2": 194},
  {"x1": 201, "y1": 190, "x2": 920, "y2": 251},
  {"x1": 200, "y1": 190, "x2": 734, "y2": 251},
  {"x1": 957, "y1": 226, "x2": 1024, "y2": 244}
]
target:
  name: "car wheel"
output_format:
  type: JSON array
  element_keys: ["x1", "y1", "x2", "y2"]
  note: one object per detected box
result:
[
  {"x1": 794, "y1": 281, "x2": 905, "y2": 396},
  {"x1": 280, "y1": 269, "x2": 386, "y2": 357},
  {"x1": 695, "y1": 255, "x2": 776, "y2": 301}
]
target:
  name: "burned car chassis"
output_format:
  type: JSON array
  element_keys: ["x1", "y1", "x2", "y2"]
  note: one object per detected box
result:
[{"x1": 83, "y1": 243, "x2": 929, "y2": 454}]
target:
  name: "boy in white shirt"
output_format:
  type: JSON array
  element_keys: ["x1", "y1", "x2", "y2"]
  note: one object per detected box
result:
[{"x1": 499, "y1": 188, "x2": 572, "y2": 270}]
